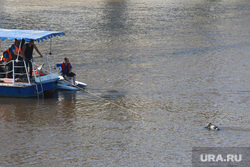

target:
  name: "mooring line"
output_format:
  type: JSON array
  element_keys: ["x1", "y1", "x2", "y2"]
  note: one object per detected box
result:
[
  {"x1": 71, "y1": 84, "x2": 145, "y2": 120},
  {"x1": 30, "y1": 59, "x2": 145, "y2": 120}
]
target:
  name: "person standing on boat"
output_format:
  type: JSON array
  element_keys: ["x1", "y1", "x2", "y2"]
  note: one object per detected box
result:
[
  {"x1": 56, "y1": 57, "x2": 76, "y2": 86},
  {"x1": 22, "y1": 40, "x2": 43, "y2": 78},
  {"x1": 11, "y1": 39, "x2": 24, "y2": 60},
  {"x1": 8, "y1": 39, "x2": 24, "y2": 78}
]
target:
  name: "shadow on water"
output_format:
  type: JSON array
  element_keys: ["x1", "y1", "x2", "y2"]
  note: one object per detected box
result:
[{"x1": 53, "y1": 88, "x2": 126, "y2": 100}]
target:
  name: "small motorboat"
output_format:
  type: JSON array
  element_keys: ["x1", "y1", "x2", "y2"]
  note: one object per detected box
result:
[
  {"x1": 0, "y1": 28, "x2": 64, "y2": 97},
  {"x1": 0, "y1": 28, "x2": 87, "y2": 97},
  {"x1": 57, "y1": 76, "x2": 87, "y2": 91},
  {"x1": 34, "y1": 60, "x2": 87, "y2": 91}
]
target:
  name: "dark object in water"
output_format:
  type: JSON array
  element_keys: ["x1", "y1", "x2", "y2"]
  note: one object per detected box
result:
[{"x1": 205, "y1": 123, "x2": 220, "y2": 131}]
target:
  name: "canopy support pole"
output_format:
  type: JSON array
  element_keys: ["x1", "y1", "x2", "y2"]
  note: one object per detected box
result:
[
  {"x1": 16, "y1": 42, "x2": 22, "y2": 60},
  {"x1": 23, "y1": 60, "x2": 30, "y2": 84},
  {"x1": 12, "y1": 60, "x2": 15, "y2": 85}
]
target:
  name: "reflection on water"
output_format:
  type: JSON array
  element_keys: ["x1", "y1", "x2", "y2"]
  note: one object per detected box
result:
[
  {"x1": 101, "y1": 1, "x2": 128, "y2": 31},
  {"x1": 0, "y1": 0, "x2": 250, "y2": 166}
]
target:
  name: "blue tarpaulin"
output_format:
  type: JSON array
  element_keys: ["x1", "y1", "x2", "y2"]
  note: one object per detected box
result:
[{"x1": 0, "y1": 28, "x2": 65, "y2": 42}]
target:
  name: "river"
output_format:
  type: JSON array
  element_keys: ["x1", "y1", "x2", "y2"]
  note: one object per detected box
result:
[{"x1": 0, "y1": 0, "x2": 249, "y2": 166}]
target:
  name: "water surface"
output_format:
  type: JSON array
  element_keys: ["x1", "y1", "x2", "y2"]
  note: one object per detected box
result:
[{"x1": 0, "y1": 0, "x2": 249, "y2": 166}]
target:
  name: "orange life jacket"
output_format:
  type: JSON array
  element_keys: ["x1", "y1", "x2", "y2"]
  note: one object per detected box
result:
[
  {"x1": 13, "y1": 44, "x2": 22, "y2": 55},
  {"x1": 61, "y1": 62, "x2": 71, "y2": 73},
  {"x1": 32, "y1": 69, "x2": 45, "y2": 76},
  {"x1": 0, "y1": 48, "x2": 12, "y2": 61}
]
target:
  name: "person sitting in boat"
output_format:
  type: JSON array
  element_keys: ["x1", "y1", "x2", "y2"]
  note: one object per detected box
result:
[
  {"x1": 1, "y1": 48, "x2": 12, "y2": 62},
  {"x1": 56, "y1": 57, "x2": 76, "y2": 86},
  {"x1": 22, "y1": 40, "x2": 43, "y2": 79},
  {"x1": 0, "y1": 48, "x2": 12, "y2": 77}
]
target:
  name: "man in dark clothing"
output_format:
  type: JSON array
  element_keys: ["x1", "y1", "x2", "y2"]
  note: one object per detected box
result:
[{"x1": 22, "y1": 40, "x2": 43, "y2": 78}]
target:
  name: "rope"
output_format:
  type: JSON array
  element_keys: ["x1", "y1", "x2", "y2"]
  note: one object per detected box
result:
[
  {"x1": 77, "y1": 85, "x2": 144, "y2": 120},
  {"x1": 31, "y1": 56, "x2": 145, "y2": 120},
  {"x1": 0, "y1": 56, "x2": 145, "y2": 120}
]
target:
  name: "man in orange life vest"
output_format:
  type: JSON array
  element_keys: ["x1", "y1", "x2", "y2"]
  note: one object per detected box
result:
[
  {"x1": 56, "y1": 57, "x2": 76, "y2": 85},
  {"x1": 11, "y1": 39, "x2": 24, "y2": 60},
  {"x1": 0, "y1": 48, "x2": 12, "y2": 62},
  {"x1": 0, "y1": 48, "x2": 12, "y2": 77},
  {"x1": 11, "y1": 39, "x2": 25, "y2": 77}
]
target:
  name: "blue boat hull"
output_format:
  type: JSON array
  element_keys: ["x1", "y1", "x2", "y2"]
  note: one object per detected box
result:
[{"x1": 0, "y1": 82, "x2": 58, "y2": 97}]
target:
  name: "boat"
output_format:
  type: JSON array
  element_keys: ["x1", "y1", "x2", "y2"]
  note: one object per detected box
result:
[
  {"x1": 34, "y1": 56, "x2": 88, "y2": 91},
  {"x1": 57, "y1": 76, "x2": 87, "y2": 91},
  {"x1": 0, "y1": 28, "x2": 64, "y2": 97}
]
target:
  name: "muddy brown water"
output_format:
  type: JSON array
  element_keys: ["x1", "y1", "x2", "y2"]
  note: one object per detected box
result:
[{"x1": 0, "y1": 0, "x2": 249, "y2": 166}]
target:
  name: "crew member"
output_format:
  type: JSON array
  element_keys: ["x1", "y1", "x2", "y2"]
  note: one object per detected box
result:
[
  {"x1": 22, "y1": 40, "x2": 43, "y2": 78},
  {"x1": 0, "y1": 48, "x2": 12, "y2": 78},
  {"x1": 56, "y1": 57, "x2": 76, "y2": 86}
]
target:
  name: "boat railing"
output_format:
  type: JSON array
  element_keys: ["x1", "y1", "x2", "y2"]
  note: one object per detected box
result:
[
  {"x1": 0, "y1": 61, "x2": 10, "y2": 78},
  {"x1": 0, "y1": 60, "x2": 31, "y2": 85},
  {"x1": 0, "y1": 51, "x2": 59, "y2": 86},
  {"x1": 42, "y1": 53, "x2": 59, "y2": 75},
  {"x1": 0, "y1": 58, "x2": 52, "y2": 85},
  {"x1": 30, "y1": 53, "x2": 58, "y2": 75}
]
